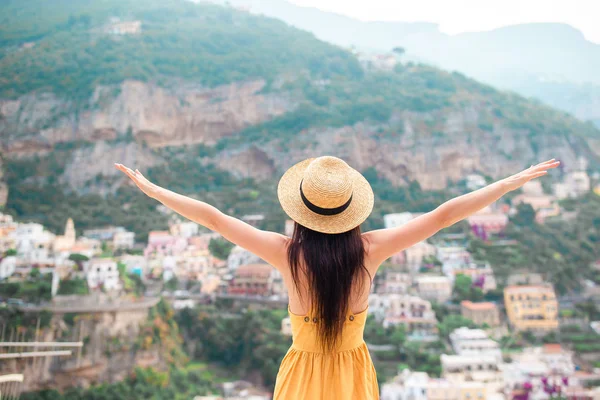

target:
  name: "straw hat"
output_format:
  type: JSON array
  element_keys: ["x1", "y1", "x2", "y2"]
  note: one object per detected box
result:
[{"x1": 277, "y1": 156, "x2": 374, "y2": 234}]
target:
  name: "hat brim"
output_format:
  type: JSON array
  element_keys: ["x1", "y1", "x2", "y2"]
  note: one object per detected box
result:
[{"x1": 277, "y1": 158, "x2": 375, "y2": 234}]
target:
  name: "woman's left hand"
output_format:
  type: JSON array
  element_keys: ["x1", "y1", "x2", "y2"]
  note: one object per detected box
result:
[
  {"x1": 114, "y1": 163, "x2": 162, "y2": 199},
  {"x1": 501, "y1": 159, "x2": 561, "y2": 192}
]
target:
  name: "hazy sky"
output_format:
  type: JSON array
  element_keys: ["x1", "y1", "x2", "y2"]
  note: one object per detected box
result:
[{"x1": 289, "y1": 0, "x2": 600, "y2": 44}]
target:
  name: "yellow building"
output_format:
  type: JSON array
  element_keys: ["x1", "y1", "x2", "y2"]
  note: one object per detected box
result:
[{"x1": 504, "y1": 285, "x2": 558, "y2": 332}]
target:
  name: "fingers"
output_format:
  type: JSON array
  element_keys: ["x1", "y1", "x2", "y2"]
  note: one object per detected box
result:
[
  {"x1": 114, "y1": 163, "x2": 138, "y2": 182},
  {"x1": 532, "y1": 160, "x2": 560, "y2": 172}
]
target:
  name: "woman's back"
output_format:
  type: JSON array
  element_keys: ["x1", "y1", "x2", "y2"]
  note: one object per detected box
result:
[{"x1": 284, "y1": 234, "x2": 376, "y2": 318}]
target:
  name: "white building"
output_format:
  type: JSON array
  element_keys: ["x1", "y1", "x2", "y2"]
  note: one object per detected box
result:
[
  {"x1": 381, "y1": 369, "x2": 429, "y2": 400},
  {"x1": 172, "y1": 299, "x2": 195, "y2": 310},
  {"x1": 281, "y1": 317, "x2": 292, "y2": 336},
  {"x1": 13, "y1": 223, "x2": 55, "y2": 256},
  {"x1": 554, "y1": 171, "x2": 591, "y2": 199},
  {"x1": 179, "y1": 254, "x2": 213, "y2": 280},
  {"x1": 436, "y1": 246, "x2": 473, "y2": 275},
  {"x1": 119, "y1": 254, "x2": 147, "y2": 277},
  {"x1": 405, "y1": 241, "x2": 436, "y2": 267},
  {"x1": 502, "y1": 345, "x2": 577, "y2": 400},
  {"x1": 378, "y1": 271, "x2": 412, "y2": 294},
  {"x1": 382, "y1": 369, "x2": 490, "y2": 400},
  {"x1": 113, "y1": 230, "x2": 135, "y2": 249},
  {"x1": 466, "y1": 174, "x2": 487, "y2": 191},
  {"x1": 415, "y1": 275, "x2": 452, "y2": 303},
  {"x1": 449, "y1": 327, "x2": 502, "y2": 362},
  {"x1": 169, "y1": 221, "x2": 200, "y2": 239},
  {"x1": 0, "y1": 256, "x2": 16, "y2": 280},
  {"x1": 370, "y1": 294, "x2": 438, "y2": 340},
  {"x1": 85, "y1": 258, "x2": 121, "y2": 290},
  {"x1": 522, "y1": 180, "x2": 545, "y2": 196},
  {"x1": 441, "y1": 354, "x2": 503, "y2": 392},
  {"x1": 227, "y1": 245, "x2": 262, "y2": 271},
  {"x1": 383, "y1": 213, "x2": 424, "y2": 229},
  {"x1": 0, "y1": 235, "x2": 16, "y2": 254}
]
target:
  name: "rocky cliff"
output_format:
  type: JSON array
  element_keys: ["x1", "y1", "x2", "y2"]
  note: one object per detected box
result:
[
  {"x1": 0, "y1": 79, "x2": 294, "y2": 151},
  {"x1": 1, "y1": 77, "x2": 598, "y2": 193}
]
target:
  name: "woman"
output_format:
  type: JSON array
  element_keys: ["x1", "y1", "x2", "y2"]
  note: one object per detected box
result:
[{"x1": 115, "y1": 156, "x2": 559, "y2": 399}]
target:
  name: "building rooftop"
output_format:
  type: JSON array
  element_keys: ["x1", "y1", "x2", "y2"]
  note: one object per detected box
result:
[
  {"x1": 505, "y1": 285, "x2": 555, "y2": 293},
  {"x1": 461, "y1": 301, "x2": 497, "y2": 311},
  {"x1": 542, "y1": 343, "x2": 563, "y2": 354},
  {"x1": 235, "y1": 263, "x2": 272, "y2": 277},
  {"x1": 416, "y1": 275, "x2": 450, "y2": 283},
  {"x1": 149, "y1": 231, "x2": 171, "y2": 237},
  {"x1": 450, "y1": 327, "x2": 489, "y2": 340}
]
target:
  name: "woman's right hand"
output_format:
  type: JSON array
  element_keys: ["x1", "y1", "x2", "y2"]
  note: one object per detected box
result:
[
  {"x1": 501, "y1": 159, "x2": 561, "y2": 192},
  {"x1": 114, "y1": 163, "x2": 162, "y2": 199}
]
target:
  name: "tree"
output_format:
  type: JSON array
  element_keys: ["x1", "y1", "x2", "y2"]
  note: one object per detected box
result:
[
  {"x1": 390, "y1": 325, "x2": 406, "y2": 347},
  {"x1": 68, "y1": 253, "x2": 89, "y2": 270},
  {"x1": 29, "y1": 268, "x2": 41, "y2": 279},
  {"x1": 165, "y1": 276, "x2": 179, "y2": 292},
  {"x1": 512, "y1": 203, "x2": 536, "y2": 226},
  {"x1": 208, "y1": 238, "x2": 235, "y2": 260},
  {"x1": 57, "y1": 277, "x2": 89, "y2": 296},
  {"x1": 453, "y1": 274, "x2": 484, "y2": 302},
  {"x1": 4, "y1": 249, "x2": 17, "y2": 257},
  {"x1": 437, "y1": 314, "x2": 478, "y2": 339}
]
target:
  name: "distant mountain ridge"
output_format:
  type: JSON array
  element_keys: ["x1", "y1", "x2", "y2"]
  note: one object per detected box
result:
[{"x1": 200, "y1": 0, "x2": 600, "y2": 126}]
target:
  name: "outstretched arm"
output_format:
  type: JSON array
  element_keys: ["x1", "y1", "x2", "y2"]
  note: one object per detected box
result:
[
  {"x1": 363, "y1": 159, "x2": 560, "y2": 267},
  {"x1": 114, "y1": 164, "x2": 289, "y2": 269}
]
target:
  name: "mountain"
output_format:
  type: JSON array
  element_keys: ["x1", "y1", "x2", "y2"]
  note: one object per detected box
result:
[
  {"x1": 0, "y1": 0, "x2": 599, "y2": 239},
  {"x1": 201, "y1": 0, "x2": 600, "y2": 126}
]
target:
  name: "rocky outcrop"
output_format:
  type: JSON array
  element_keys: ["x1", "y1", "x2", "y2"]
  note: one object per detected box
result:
[
  {"x1": 218, "y1": 106, "x2": 588, "y2": 190},
  {"x1": 1, "y1": 79, "x2": 597, "y2": 192},
  {"x1": 0, "y1": 79, "x2": 296, "y2": 152},
  {"x1": 60, "y1": 141, "x2": 165, "y2": 194}
]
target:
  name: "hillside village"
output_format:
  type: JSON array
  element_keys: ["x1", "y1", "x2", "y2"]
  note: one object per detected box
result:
[{"x1": 1, "y1": 159, "x2": 600, "y2": 399}]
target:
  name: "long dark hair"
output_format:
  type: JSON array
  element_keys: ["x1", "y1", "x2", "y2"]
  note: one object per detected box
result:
[{"x1": 287, "y1": 222, "x2": 372, "y2": 353}]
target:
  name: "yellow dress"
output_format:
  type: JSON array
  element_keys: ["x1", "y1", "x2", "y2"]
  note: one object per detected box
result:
[{"x1": 273, "y1": 305, "x2": 379, "y2": 400}]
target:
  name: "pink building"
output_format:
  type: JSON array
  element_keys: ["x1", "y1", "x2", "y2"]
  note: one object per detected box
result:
[
  {"x1": 228, "y1": 264, "x2": 282, "y2": 296},
  {"x1": 144, "y1": 231, "x2": 187, "y2": 258},
  {"x1": 467, "y1": 212, "x2": 508, "y2": 237}
]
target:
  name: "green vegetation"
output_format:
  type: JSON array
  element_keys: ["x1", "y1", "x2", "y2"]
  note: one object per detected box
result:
[
  {"x1": 4, "y1": 152, "x2": 171, "y2": 242},
  {"x1": 0, "y1": 308, "x2": 52, "y2": 334},
  {"x1": 0, "y1": 269, "x2": 52, "y2": 304},
  {"x1": 21, "y1": 366, "x2": 219, "y2": 400},
  {"x1": 164, "y1": 276, "x2": 178, "y2": 292},
  {"x1": 117, "y1": 262, "x2": 145, "y2": 297},
  {"x1": 364, "y1": 315, "x2": 443, "y2": 380},
  {"x1": 176, "y1": 305, "x2": 291, "y2": 388},
  {"x1": 437, "y1": 314, "x2": 479, "y2": 339},
  {"x1": 57, "y1": 277, "x2": 89, "y2": 296},
  {"x1": 452, "y1": 274, "x2": 484, "y2": 302},
  {"x1": 469, "y1": 193, "x2": 600, "y2": 293},
  {"x1": 208, "y1": 237, "x2": 235, "y2": 260},
  {"x1": 0, "y1": 0, "x2": 361, "y2": 101}
]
